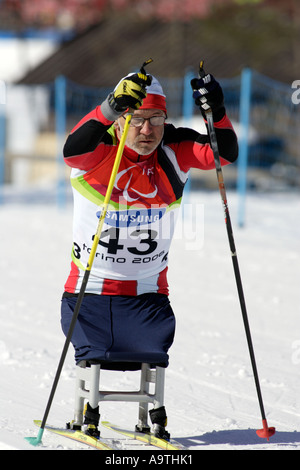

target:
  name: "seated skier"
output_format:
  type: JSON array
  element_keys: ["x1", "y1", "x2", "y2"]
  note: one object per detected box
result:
[{"x1": 61, "y1": 63, "x2": 238, "y2": 438}]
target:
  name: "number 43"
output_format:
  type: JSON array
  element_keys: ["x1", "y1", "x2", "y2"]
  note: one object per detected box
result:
[{"x1": 94, "y1": 227, "x2": 158, "y2": 256}]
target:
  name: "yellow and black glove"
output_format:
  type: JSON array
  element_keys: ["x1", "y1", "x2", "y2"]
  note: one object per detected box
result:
[{"x1": 108, "y1": 73, "x2": 152, "y2": 113}]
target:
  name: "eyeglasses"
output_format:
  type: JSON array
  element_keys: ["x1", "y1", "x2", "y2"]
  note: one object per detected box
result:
[{"x1": 122, "y1": 115, "x2": 166, "y2": 127}]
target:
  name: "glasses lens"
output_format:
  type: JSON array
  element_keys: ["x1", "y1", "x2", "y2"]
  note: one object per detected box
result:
[
  {"x1": 130, "y1": 117, "x2": 144, "y2": 127},
  {"x1": 128, "y1": 116, "x2": 166, "y2": 127},
  {"x1": 149, "y1": 116, "x2": 165, "y2": 126}
]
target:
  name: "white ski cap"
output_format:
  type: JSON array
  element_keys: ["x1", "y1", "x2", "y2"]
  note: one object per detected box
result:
[
  {"x1": 115, "y1": 74, "x2": 167, "y2": 113},
  {"x1": 140, "y1": 76, "x2": 167, "y2": 113},
  {"x1": 145, "y1": 76, "x2": 166, "y2": 97}
]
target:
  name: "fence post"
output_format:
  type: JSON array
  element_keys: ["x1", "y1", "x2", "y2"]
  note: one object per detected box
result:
[
  {"x1": 0, "y1": 80, "x2": 6, "y2": 204},
  {"x1": 55, "y1": 75, "x2": 67, "y2": 209},
  {"x1": 182, "y1": 69, "x2": 194, "y2": 123},
  {"x1": 237, "y1": 68, "x2": 252, "y2": 227}
]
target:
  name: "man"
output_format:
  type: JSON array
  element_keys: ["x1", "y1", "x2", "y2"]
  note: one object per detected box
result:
[{"x1": 61, "y1": 67, "x2": 238, "y2": 438}]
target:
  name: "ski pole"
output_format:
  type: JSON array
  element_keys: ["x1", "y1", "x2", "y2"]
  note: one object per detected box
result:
[
  {"x1": 193, "y1": 61, "x2": 275, "y2": 441},
  {"x1": 25, "y1": 113, "x2": 132, "y2": 447}
]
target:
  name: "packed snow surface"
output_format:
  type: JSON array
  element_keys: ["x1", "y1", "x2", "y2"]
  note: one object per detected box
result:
[{"x1": 0, "y1": 185, "x2": 299, "y2": 450}]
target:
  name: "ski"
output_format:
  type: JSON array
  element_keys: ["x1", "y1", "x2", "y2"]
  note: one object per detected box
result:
[
  {"x1": 33, "y1": 420, "x2": 115, "y2": 450},
  {"x1": 101, "y1": 421, "x2": 185, "y2": 450}
]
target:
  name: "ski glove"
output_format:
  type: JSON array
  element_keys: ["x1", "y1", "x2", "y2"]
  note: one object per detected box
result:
[
  {"x1": 191, "y1": 74, "x2": 225, "y2": 122},
  {"x1": 109, "y1": 73, "x2": 152, "y2": 114}
]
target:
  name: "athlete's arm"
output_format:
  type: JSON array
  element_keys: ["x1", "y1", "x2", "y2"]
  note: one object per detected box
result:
[
  {"x1": 63, "y1": 104, "x2": 116, "y2": 170},
  {"x1": 163, "y1": 114, "x2": 238, "y2": 172}
]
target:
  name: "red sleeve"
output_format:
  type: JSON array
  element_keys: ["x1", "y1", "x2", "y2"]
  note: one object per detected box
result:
[
  {"x1": 174, "y1": 114, "x2": 238, "y2": 173},
  {"x1": 63, "y1": 106, "x2": 115, "y2": 170}
]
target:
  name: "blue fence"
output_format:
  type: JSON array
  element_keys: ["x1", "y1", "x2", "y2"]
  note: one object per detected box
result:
[
  {"x1": 1, "y1": 69, "x2": 299, "y2": 223},
  {"x1": 235, "y1": 70, "x2": 300, "y2": 225}
]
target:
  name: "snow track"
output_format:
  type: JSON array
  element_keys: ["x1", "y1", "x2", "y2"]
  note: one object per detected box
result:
[{"x1": 0, "y1": 187, "x2": 299, "y2": 450}]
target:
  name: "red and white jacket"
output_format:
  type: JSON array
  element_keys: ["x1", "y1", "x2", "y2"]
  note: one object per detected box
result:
[{"x1": 63, "y1": 105, "x2": 238, "y2": 296}]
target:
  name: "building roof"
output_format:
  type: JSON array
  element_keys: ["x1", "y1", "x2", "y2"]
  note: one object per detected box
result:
[{"x1": 17, "y1": 14, "x2": 296, "y2": 88}]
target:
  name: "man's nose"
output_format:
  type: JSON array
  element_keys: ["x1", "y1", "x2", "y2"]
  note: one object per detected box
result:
[{"x1": 139, "y1": 119, "x2": 153, "y2": 134}]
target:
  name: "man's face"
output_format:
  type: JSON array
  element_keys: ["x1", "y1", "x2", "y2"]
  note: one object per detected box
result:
[{"x1": 116, "y1": 108, "x2": 166, "y2": 156}]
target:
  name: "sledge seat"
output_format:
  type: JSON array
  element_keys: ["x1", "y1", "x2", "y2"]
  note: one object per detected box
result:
[
  {"x1": 93, "y1": 350, "x2": 169, "y2": 371},
  {"x1": 71, "y1": 351, "x2": 168, "y2": 432}
]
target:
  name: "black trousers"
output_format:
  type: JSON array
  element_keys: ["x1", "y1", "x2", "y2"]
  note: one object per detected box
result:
[{"x1": 61, "y1": 292, "x2": 176, "y2": 368}]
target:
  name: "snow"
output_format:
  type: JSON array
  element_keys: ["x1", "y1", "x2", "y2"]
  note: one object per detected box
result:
[{"x1": 0, "y1": 184, "x2": 299, "y2": 451}]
